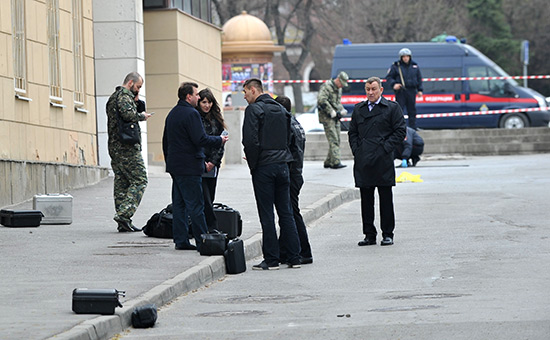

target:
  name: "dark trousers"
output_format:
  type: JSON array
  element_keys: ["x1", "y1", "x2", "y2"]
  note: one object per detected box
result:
[
  {"x1": 252, "y1": 163, "x2": 301, "y2": 266},
  {"x1": 201, "y1": 175, "x2": 218, "y2": 231},
  {"x1": 360, "y1": 186, "x2": 395, "y2": 240},
  {"x1": 396, "y1": 88, "x2": 418, "y2": 129},
  {"x1": 411, "y1": 144, "x2": 424, "y2": 164},
  {"x1": 280, "y1": 172, "x2": 312, "y2": 261},
  {"x1": 171, "y1": 175, "x2": 208, "y2": 250}
]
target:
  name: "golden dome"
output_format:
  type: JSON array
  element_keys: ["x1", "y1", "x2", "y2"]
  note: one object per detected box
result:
[{"x1": 222, "y1": 11, "x2": 284, "y2": 54}]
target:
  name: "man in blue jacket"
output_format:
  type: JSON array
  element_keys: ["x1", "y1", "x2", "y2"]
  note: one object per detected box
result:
[
  {"x1": 162, "y1": 82, "x2": 228, "y2": 251},
  {"x1": 386, "y1": 48, "x2": 423, "y2": 130},
  {"x1": 242, "y1": 79, "x2": 301, "y2": 270}
]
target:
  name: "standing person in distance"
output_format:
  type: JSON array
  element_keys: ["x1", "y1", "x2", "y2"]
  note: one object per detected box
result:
[
  {"x1": 385, "y1": 48, "x2": 423, "y2": 130},
  {"x1": 348, "y1": 77, "x2": 406, "y2": 247},
  {"x1": 274, "y1": 95, "x2": 313, "y2": 265},
  {"x1": 163, "y1": 82, "x2": 228, "y2": 251},
  {"x1": 106, "y1": 72, "x2": 152, "y2": 232},
  {"x1": 317, "y1": 71, "x2": 349, "y2": 169},
  {"x1": 197, "y1": 88, "x2": 227, "y2": 232},
  {"x1": 242, "y1": 78, "x2": 302, "y2": 270}
]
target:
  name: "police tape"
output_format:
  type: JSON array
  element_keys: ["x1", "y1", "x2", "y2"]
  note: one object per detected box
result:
[
  {"x1": 226, "y1": 75, "x2": 550, "y2": 84},
  {"x1": 339, "y1": 106, "x2": 548, "y2": 121}
]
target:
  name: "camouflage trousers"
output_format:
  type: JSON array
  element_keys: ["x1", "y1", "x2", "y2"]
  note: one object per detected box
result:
[
  {"x1": 321, "y1": 119, "x2": 341, "y2": 167},
  {"x1": 111, "y1": 151, "x2": 148, "y2": 223}
]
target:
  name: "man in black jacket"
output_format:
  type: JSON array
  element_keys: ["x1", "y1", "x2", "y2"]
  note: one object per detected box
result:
[
  {"x1": 242, "y1": 79, "x2": 301, "y2": 270},
  {"x1": 275, "y1": 95, "x2": 313, "y2": 265},
  {"x1": 348, "y1": 77, "x2": 406, "y2": 247},
  {"x1": 163, "y1": 82, "x2": 228, "y2": 251},
  {"x1": 385, "y1": 48, "x2": 423, "y2": 130}
]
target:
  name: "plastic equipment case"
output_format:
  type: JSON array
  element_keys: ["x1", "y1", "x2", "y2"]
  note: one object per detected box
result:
[
  {"x1": 0, "y1": 210, "x2": 43, "y2": 227},
  {"x1": 33, "y1": 193, "x2": 73, "y2": 224},
  {"x1": 213, "y1": 203, "x2": 242, "y2": 239},
  {"x1": 72, "y1": 288, "x2": 125, "y2": 315}
]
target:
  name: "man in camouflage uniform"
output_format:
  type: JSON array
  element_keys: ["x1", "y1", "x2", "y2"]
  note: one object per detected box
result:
[
  {"x1": 106, "y1": 72, "x2": 152, "y2": 232},
  {"x1": 317, "y1": 71, "x2": 349, "y2": 169}
]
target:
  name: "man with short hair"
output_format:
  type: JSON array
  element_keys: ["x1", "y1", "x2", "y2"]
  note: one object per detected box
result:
[
  {"x1": 242, "y1": 79, "x2": 301, "y2": 270},
  {"x1": 163, "y1": 82, "x2": 228, "y2": 251},
  {"x1": 317, "y1": 71, "x2": 349, "y2": 169},
  {"x1": 348, "y1": 77, "x2": 406, "y2": 247},
  {"x1": 106, "y1": 72, "x2": 152, "y2": 232}
]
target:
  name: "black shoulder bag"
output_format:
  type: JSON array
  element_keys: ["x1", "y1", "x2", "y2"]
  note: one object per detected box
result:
[{"x1": 116, "y1": 91, "x2": 141, "y2": 145}]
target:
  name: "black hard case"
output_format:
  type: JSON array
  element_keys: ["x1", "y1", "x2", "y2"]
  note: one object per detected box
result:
[
  {"x1": 72, "y1": 288, "x2": 125, "y2": 315},
  {"x1": 213, "y1": 203, "x2": 242, "y2": 239},
  {"x1": 0, "y1": 209, "x2": 43, "y2": 227},
  {"x1": 224, "y1": 238, "x2": 246, "y2": 274}
]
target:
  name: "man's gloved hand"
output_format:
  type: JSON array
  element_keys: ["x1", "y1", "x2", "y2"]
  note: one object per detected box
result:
[
  {"x1": 401, "y1": 159, "x2": 408, "y2": 168},
  {"x1": 329, "y1": 109, "x2": 337, "y2": 119},
  {"x1": 340, "y1": 108, "x2": 348, "y2": 116}
]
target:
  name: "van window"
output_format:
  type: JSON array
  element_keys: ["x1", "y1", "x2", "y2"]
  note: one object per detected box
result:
[
  {"x1": 421, "y1": 68, "x2": 462, "y2": 94},
  {"x1": 467, "y1": 66, "x2": 511, "y2": 97}
]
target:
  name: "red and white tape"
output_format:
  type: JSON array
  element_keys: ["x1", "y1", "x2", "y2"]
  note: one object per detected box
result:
[
  {"x1": 227, "y1": 75, "x2": 550, "y2": 84},
  {"x1": 339, "y1": 106, "x2": 547, "y2": 121}
]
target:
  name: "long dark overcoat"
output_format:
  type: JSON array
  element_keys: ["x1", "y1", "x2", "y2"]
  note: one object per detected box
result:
[{"x1": 348, "y1": 96, "x2": 406, "y2": 187}]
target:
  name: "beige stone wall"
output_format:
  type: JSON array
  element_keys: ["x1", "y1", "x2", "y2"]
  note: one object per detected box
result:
[
  {"x1": 0, "y1": 0, "x2": 97, "y2": 166},
  {"x1": 144, "y1": 9, "x2": 223, "y2": 165}
]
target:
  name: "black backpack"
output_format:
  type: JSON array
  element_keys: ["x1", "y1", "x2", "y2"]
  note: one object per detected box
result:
[{"x1": 142, "y1": 204, "x2": 173, "y2": 239}]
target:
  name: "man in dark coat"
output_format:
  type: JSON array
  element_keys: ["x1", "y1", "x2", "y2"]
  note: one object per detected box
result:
[
  {"x1": 242, "y1": 79, "x2": 301, "y2": 270},
  {"x1": 385, "y1": 48, "x2": 423, "y2": 130},
  {"x1": 162, "y1": 82, "x2": 228, "y2": 251},
  {"x1": 348, "y1": 77, "x2": 406, "y2": 247}
]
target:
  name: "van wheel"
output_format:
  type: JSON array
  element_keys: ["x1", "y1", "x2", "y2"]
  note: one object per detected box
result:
[{"x1": 499, "y1": 112, "x2": 529, "y2": 129}]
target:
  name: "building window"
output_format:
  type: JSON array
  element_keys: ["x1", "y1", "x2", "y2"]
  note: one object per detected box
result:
[
  {"x1": 12, "y1": 0, "x2": 27, "y2": 94},
  {"x1": 72, "y1": 0, "x2": 85, "y2": 107},
  {"x1": 143, "y1": 0, "x2": 212, "y2": 23},
  {"x1": 47, "y1": 0, "x2": 62, "y2": 102}
]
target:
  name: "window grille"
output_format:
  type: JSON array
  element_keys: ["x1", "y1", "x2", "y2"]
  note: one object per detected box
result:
[
  {"x1": 12, "y1": 0, "x2": 27, "y2": 94},
  {"x1": 47, "y1": 0, "x2": 62, "y2": 101},
  {"x1": 72, "y1": 0, "x2": 85, "y2": 106}
]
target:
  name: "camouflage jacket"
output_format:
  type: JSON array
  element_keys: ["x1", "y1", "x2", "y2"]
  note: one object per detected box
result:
[
  {"x1": 317, "y1": 79, "x2": 344, "y2": 123},
  {"x1": 106, "y1": 86, "x2": 145, "y2": 153}
]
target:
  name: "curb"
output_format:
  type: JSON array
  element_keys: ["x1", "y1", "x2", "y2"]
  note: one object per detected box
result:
[{"x1": 49, "y1": 187, "x2": 359, "y2": 340}]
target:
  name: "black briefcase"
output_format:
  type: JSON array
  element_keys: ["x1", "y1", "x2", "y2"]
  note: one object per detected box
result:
[
  {"x1": 0, "y1": 209, "x2": 43, "y2": 227},
  {"x1": 72, "y1": 288, "x2": 125, "y2": 315},
  {"x1": 213, "y1": 203, "x2": 242, "y2": 239},
  {"x1": 224, "y1": 238, "x2": 246, "y2": 274}
]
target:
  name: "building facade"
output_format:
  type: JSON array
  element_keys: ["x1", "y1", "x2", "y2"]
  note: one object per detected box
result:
[{"x1": 1, "y1": 0, "x2": 102, "y2": 207}]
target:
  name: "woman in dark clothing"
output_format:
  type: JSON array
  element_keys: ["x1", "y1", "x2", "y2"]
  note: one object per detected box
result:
[{"x1": 197, "y1": 88, "x2": 226, "y2": 232}]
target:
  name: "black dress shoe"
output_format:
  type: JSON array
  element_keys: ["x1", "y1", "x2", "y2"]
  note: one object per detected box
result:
[
  {"x1": 175, "y1": 243, "x2": 197, "y2": 250},
  {"x1": 330, "y1": 163, "x2": 347, "y2": 169},
  {"x1": 380, "y1": 237, "x2": 394, "y2": 246},
  {"x1": 300, "y1": 257, "x2": 313, "y2": 265},
  {"x1": 358, "y1": 237, "x2": 376, "y2": 246}
]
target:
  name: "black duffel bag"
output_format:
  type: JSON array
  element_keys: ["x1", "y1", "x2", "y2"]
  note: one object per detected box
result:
[
  {"x1": 142, "y1": 204, "x2": 173, "y2": 239},
  {"x1": 131, "y1": 304, "x2": 157, "y2": 328}
]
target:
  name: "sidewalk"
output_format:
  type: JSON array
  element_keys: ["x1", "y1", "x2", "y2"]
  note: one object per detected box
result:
[{"x1": 0, "y1": 161, "x2": 358, "y2": 340}]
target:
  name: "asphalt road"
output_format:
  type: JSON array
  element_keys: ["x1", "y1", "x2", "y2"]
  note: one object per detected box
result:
[{"x1": 114, "y1": 154, "x2": 550, "y2": 340}]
